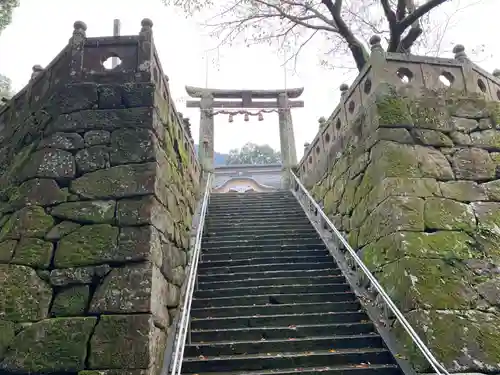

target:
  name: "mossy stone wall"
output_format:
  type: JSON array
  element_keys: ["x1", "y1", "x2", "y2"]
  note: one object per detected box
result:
[
  {"x1": 0, "y1": 82, "x2": 199, "y2": 375},
  {"x1": 307, "y1": 88, "x2": 500, "y2": 373}
]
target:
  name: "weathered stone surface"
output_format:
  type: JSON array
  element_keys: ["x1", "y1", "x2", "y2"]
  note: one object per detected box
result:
[
  {"x1": 0, "y1": 317, "x2": 97, "y2": 373},
  {"x1": 477, "y1": 278, "x2": 500, "y2": 306},
  {"x1": 358, "y1": 196, "x2": 424, "y2": 247},
  {"x1": 89, "y1": 314, "x2": 160, "y2": 369},
  {"x1": 449, "y1": 131, "x2": 472, "y2": 145},
  {"x1": 38, "y1": 132, "x2": 84, "y2": 150},
  {"x1": 470, "y1": 129, "x2": 500, "y2": 150},
  {"x1": 90, "y1": 263, "x2": 169, "y2": 327},
  {"x1": 0, "y1": 206, "x2": 54, "y2": 240},
  {"x1": 20, "y1": 148, "x2": 75, "y2": 181},
  {"x1": 70, "y1": 163, "x2": 156, "y2": 199},
  {"x1": 376, "y1": 128, "x2": 413, "y2": 143},
  {"x1": 116, "y1": 195, "x2": 158, "y2": 225},
  {"x1": 439, "y1": 181, "x2": 487, "y2": 202},
  {"x1": 51, "y1": 200, "x2": 116, "y2": 224},
  {"x1": 48, "y1": 108, "x2": 153, "y2": 133},
  {"x1": 51, "y1": 285, "x2": 90, "y2": 316},
  {"x1": 97, "y1": 85, "x2": 122, "y2": 109},
  {"x1": 451, "y1": 117, "x2": 478, "y2": 132},
  {"x1": 481, "y1": 179, "x2": 500, "y2": 201},
  {"x1": 110, "y1": 128, "x2": 155, "y2": 165},
  {"x1": 47, "y1": 83, "x2": 98, "y2": 116},
  {"x1": 54, "y1": 224, "x2": 119, "y2": 267},
  {"x1": 11, "y1": 238, "x2": 53, "y2": 268},
  {"x1": 161, "y1": 241, "x2": 187, "y2": 286},
  {"x1": 49, "y1": 265, "x2": 111, "y2": 286},
  {"x1": 0, "y1": 264, "x2": 52, "y2": 322},
  {"x1": 424, "y1": 197, "x2": 476, "y2": 232},
  {"x1": 451, "y1": 148, "x2": 496, "y2": 180},
  {"x1": 0, "y1": 240, "x2": 17, "y2": 262},
  {"x1": 0, "y1": 320, "x2": 15, "y2": 359},
  {"x1": 84, "y1": 130, "x2": 111, "y2": 146},
  {"x1": 75, "y1": 146, "x2": 110, "y2": 173},
  {"x1": 411, "y1": 128, "x2": 453, "y2": 147},
  {"x1": 472, "y1": 202, "x2": 500, "y2": 235},
  {"x1": 9, "y1": 178, "x2": 68, "y2": 208},
  {"x1": 46, "y1": 221, "x2": 81, "y2": 240},
  {"x1": 118, "y1": 226, "x2": 161, "y2": 264}
]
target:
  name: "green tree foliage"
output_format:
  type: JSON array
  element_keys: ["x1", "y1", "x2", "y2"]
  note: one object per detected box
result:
[
  {"x1": 0, "y1": 0, "x2": 19, "y2": 35},
  {"x1": 162, "y1": 0, "x2": 471, "y2": 72},
  {"x1": 226, "y1": 142, "x2": 281, "y2": 165}
]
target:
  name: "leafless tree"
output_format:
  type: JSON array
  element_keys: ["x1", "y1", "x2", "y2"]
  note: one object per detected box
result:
[{"x1": 163, "y1": 0, "x2": 485, "y2": 72}]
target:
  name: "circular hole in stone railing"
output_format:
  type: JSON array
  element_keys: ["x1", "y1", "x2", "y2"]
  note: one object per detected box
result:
[
  {"x1": 363, "y1": 78, "x2": 372, "y2": 94},
  {"x1": 325, "y1": 132, "x2": 331, "y2": 143},
  {"x1": 102, "y1": 55, "x2": 122, "y2": 70},
  {"x1": 439, "y1": 71, "x2": 454, "y2": 87},
  {"x1": 348, "y1": 100, "x2": 355, "y2": 114},
  {"x1": 477, "y1": 79, "x2": 487, "y2": 93},
  {"x1": 308, "y1": 155, "x2": 313, "y2": 164},
  {"x1": 336, "y1": 118, "x2": 341, "y2": 130},
  {"x1": 315, "y1": 146, "x2": 320, "y2": 154},
  {"x1": 396, "y1": 67, "x2": 413, "y2": 83}
]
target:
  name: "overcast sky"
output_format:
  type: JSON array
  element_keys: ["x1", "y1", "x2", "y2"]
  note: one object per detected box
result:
[{"x1": 0, "y1": 0, "x2": 498, "y2": 158}]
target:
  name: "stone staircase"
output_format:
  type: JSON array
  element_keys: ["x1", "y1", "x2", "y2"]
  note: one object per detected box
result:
[{"x1": 180, "y1": 191, "x2": 404, "y2": 375}]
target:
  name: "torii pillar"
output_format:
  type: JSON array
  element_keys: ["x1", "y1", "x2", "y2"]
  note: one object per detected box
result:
[{"x1": 186, "y1": 87, "x2": 303, "y2": 188}]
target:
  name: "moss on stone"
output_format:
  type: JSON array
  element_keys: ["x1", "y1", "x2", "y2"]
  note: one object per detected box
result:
[
  {"x1": 11, "y1": 238, "x2": 53, "y2": 268},
  {"x1": 51, "y1": 200, "x2": 116, "y2": 224},
  {"x1": 54, "y1": 224, "x2": 119, "y2": 267},
  {"x1": 0, "y1": 317, "x2": 97, "y2": 373},
  {"x1": 51, "y1": 285, "x2": 89, "y2": 316},
  {"x1": 45, "y1": 221, "x2": 82, "y2": 241},
  {"x1": 0, "y1": 240, "x2": 17, "y2": 262},
  {"x1": 375, "y1": 95, "x2": 412, "y2": 125},
  {"x1": 424, "y1": 197, "x2": 476, "y2": 233},
  {"x1": 0, "y1": 320, "x2": 16, "y2": 360},
  {"x1": 0, "y1": 206, "x2": 54, "y2": 240}
]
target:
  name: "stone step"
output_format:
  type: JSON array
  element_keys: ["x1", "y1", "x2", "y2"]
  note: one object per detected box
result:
[
  {"x1": 198, "y1": 261, "x2": 331, "y2": 275},
  {"x1": 197, "y1": 268, "x2": 341, "y2": 283},
  {"x1": 210, "y1": 192, "x2": 295, "y2": 200},
  {"x1": 185, "y1": 334, "x2": 385, "y2": 357},
  {"x1": 201, "y1": 249, "x2": 328, "y2": 262},
  {"x1": 207, "y1": 204, "x2": 302, "y2": 213},
  {"x1": 202, "y1": 231, "x2": 320, "y2": 243},
  {"x1": 202, "y1": 236, "x2": 322, "y2": 249},
  {"x1": 190, "y1": 322, "x2": 377, "y2": 342},
  {"x1": 194, "y1": 283, "x2": 351, "y2": 299},
  {"x1": 191, "y1": 300, "x2": 360, "y2": 318},
  {"x1": 182, "y1": 363, "x2": 401, "y2": 375},
  {"x1": 208, "y1": 198, "x2": 298, "y2": 206},
  {"x1": 192, "y1": 291, "x2": 357, "y2": 308},
  {"x1": 200, "y1": 244, "x2": 327, "y2": 255},
  {"x1": 204, "y1": 223, "x2": 316, "y2": 235},
  {"x1": 205, "y1": 214, "x2": 309, "y2": 224},
  {"x1": 198, "y1": 274, "x2": 343, "y2": 289},
  {"x1": 198, "y1": 255, "x2": 332, "y2": 269},
  {"x1": 181, "y1": 348, "x2": 394, "y2": 374},
  {"x1": 206, "y1": 209, "x2": 304, "y2": 218},
  {"x1": 204, "y1": 225, "x2": 316, "y2": 236},
  {"x1": 190, "y1": 311, "x2": 369, "y2": 330}
]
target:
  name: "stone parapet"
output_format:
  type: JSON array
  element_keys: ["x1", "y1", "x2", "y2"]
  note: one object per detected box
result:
[
  {"x1": 0, "y1": 20, "x2": 200, "y2": 375},
  {"x1": 300, "y1": 42, "x2": 500, "y2": 372}
]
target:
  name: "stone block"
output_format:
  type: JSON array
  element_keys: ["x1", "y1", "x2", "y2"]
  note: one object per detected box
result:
[
  {"x1": 97, "y1": 84, "x2": 123, "y2": 109},
  {"x1": 451, "y1": 148, "x2": 496, "y2": 180},
  {"x1": 0, "y1": 264, "x2": 52, "y2": 322},
  {"x1": 410, "y1": 128, "x2": 453, "y2": 147},
  {"x1": 110, "y1": 128, "x2": 156, "y2": 165},
  {"x1": 20, "y1": 148, "x2": 76, "y2": 181},
  {"x1": 75, "y1": 146, "x2": 110, "y2": 173},
  {"x1": 0, "y1": 206, "x2": 54, "y2": 240},
  {"x1": 0, "y1": 320, "x2": 15, "y2": 359},
  {"x1": 46, "y1": 83, "x2": 98, "y2": 116},
  {"x1": 0, "y1": 240, "x2": 17, "y2": 262},
  {"x1": 49, "y1": 265, "x2": 111, "y2": 287},
  {"x1": 89, "y1": 314, "x2": 164, "y2": 370},
  {"x1": 51, "y1": 200, "x2": 116, "y2": 224},
  {"x1": 11, "y1": 237, "x2": 53, "y2": 268},
  {"x1": 54, "y1": 224, "x2": 119, "y2": 267},
  {"x1": 84, "y1": 130, "x2": 111, "y2": 146},
  {"x1": 70, "y1": 163, "x2": 157, "y2": 199},
  {"x1": 439, "y1": 181, "x2": 487, "y2": 202},
  {"x1": 470, "y1": 129, "x2": 500, "y2": 150},
  {"x1": 38, "y1": 132, "x2": 85, "y2": 151},
  {"x1": 118, "y1": 226, "x2": 162, "y2": 265},
  {"x1": 51, "y1": 285, "x2": 90, "y2": 316},
  {"x1": 0, "y1": 317, "x2": 97, "y2": 373},
  {"x1": 121, "y1": 83, "x2": 155, "y2": 108},
  {"x1": 90, "y1": 263, "x2": 170, "y2": 327},
  {"x1": 46, "y1": 221, "x2": 81, "y2": 240},
  {"x1": 472, "y1": 202, "x2": 500, "y2": 235},
  {"x1": 9, "y1": 178, "x2": 68, "y2": 208},
  {"x1": 481, "y1": 179, "x2": 500, "y2": 201},
  {"x1": 424, "y1": 197, "x2": 476, "y2": 232}
]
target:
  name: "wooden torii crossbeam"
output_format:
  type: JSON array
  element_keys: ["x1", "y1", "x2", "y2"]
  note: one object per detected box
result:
[{"x1": 185, "y1": 86, "x2": 305, "y2": 109}]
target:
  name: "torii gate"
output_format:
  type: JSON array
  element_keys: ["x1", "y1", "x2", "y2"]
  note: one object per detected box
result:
[{"x1": 185, "y1": 86, "x2": 303, "y2": 187}]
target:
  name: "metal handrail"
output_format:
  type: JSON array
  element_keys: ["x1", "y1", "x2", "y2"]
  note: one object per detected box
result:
[
  {"x1": 169, "y1": 172, "x2": 213, "y2": 375},
  {"x1": 290, "y1": 171, "x2": 449, "y2": 375}
]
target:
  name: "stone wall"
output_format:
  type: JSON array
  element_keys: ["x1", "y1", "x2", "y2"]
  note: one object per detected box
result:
[
  {"x1": 298, "y1": 39, "x2": 500, "y2": 373},
  {"x1": 0, "y1": 20, "x2": 200, "y2": 375}
]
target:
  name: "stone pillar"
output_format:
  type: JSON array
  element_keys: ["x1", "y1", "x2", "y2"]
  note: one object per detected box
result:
[
  {"x1": 278, "y1": 93, "x2": 298, "y2": 188},
  {"x1": 198, "y1": 94, "x2": 215, "y2": 174}
]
